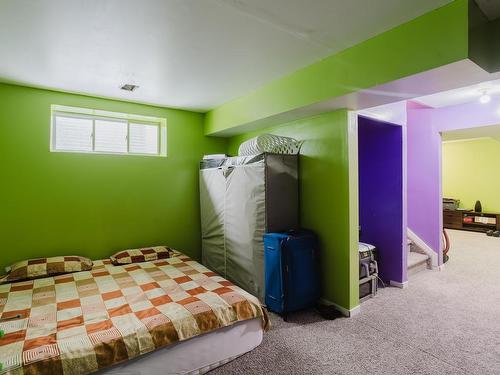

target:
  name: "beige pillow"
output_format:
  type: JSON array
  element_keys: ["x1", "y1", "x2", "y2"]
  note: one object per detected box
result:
[
  {"x1": 1, "y1": 256, "x2": 93, "y2": 284},
  {"x1": 110, "y1": 246, "x2": 173, "y2": 265}
]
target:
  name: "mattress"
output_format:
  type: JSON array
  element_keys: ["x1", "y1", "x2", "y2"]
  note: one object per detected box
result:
[
  {"x1": 0, "y1": 252, "x2": 269, "y2": 375},
  {"x1": 98, "y1": 317, "x2": 263, "y2": 375}
]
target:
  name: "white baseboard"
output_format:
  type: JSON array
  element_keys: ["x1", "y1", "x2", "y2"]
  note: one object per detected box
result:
[
  {"x1": 390, "y1": 280, "x2": 408, "y2": 289},
  {"x1": 320, "y1": 298, "x2": 361, "y2": 317},
  {"x1": 407, "y1": 228, "x2": 439, "y2": 268},
  {"x1": 433, "y1": 264, "x2": 445, "y2": 271},
  {"x1": 349, "y1": 305, "x2": 361, "y2": 317}
]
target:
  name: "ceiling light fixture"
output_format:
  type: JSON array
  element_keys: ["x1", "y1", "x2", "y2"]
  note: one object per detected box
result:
[
  {"x1": 479, "y1": 90, "x2": 491, "y2": 104},
  {"x1": 120, "y1": 84, "x2": 139, "y2": 92}
]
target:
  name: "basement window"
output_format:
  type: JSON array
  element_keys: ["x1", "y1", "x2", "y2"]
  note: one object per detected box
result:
[{"x1": 50, "y1": 105, "x2": 167, "y2": 157}]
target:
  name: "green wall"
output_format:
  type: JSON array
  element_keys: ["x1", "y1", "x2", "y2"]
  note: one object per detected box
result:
[
  {"x1": 228, "y1": 110, "x2": 359, "y2": 311},
  {"x1": 442, "y1": 138, "x2": 500, "y2": 212},
  {"x1": 206, "y1": 0, "x2": 468, "y2": 135},
  {"x1": 0, "y1": 83, "x2": 226, "y2": 272}
]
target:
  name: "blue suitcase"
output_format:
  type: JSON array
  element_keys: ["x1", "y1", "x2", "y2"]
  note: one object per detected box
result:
[{"x1": 264, "y1": 231, "x2": 321, "y2": 318}]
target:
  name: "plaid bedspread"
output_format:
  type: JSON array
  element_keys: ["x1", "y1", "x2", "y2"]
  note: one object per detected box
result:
[{"x1": 0, "y1": 252, "x2": 269, "y2": 375}]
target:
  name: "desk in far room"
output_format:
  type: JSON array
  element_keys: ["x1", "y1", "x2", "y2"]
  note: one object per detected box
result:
[{"x1": 443, "y1": 209, "x2": 500, "y2": 233}]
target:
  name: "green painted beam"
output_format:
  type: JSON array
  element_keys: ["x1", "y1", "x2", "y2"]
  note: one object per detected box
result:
[{"x1": 205, "y1": 0, "x2": 468, "y2": 135}]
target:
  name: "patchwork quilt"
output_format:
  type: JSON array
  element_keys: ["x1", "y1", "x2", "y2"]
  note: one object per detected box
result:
[{"x1": 0, "y1": 252, "x2": 269, "y2": 375}]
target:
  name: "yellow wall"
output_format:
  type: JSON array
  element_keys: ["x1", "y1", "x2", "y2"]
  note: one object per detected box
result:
[{"x1": 442, "y1": 138, "x2": 500, "y2": 212}]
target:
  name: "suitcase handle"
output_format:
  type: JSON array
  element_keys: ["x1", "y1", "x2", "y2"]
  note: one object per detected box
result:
[{"x1": 281, "y1": 237, "x2": 290, "y2": 314}]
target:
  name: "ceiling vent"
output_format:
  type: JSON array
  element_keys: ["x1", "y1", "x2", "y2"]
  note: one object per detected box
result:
[{"x1": 120, "y1": 84, "x2": 139, "y2": 92}]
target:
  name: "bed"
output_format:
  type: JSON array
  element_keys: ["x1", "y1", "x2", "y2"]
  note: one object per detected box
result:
[{"x1": 0, "y1": 252, "x2": 269, "y2": 375}]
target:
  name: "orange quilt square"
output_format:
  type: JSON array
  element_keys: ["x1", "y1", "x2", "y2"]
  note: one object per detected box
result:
[
  {"x1": 124, "y1": 265, "x2": 140, "y2": 272},
  {"x1": 85, "y1": 319, "x2": 113, "y2": 334},
  {"x1": 57, "y1": 299, "x2": 81, "y2": 311},
  {"x1": 23, "y1": 334, "x2": 56, "y2": 351},
  {"x1": 212, "y1": 287, "x2": 233, "y2": 295},
  {"x1": 173, "y1": 276, "x2": 191, "y2": 284},
  {"x1": 0, "y1": 330, "x2": 26, "y2": 346},
  {"x1": 11, "y1": 283, "x2": 34, "y2": 292},
  {"x1": 150, "y1": 295, "x2": 172, "y2": 306},
  {"x1": 102, "y1": 290, "x2": 123, "y2": 301},
  {"x1": 177, "y1": 296, "x2": 199, "y2": 305},
  {"x1": 187, "y1": 286, "x2": 206, "y2": 296},
  {"x1": 140, "y1": 282, "x2": 160, "y2": 292},
  {"x1": 173, "y1": 263, "x2": 187, "y2": 269},
  {"x1": 54, "y1": 275, "x2": 74, "y2": 284},
  {"x1": 108, "y1": 304, "x2": 132, "y2": 318},
  {"x1": 92, "y1": 270, "x2": 110, "y2": 277},
  {"x1": 57, "y1": 316, "x2": 84, "y2": 331},
  {"x1": 135, "y1": 307, "x2": 160, "y2": 320},
  {"x1": 1, "y1": 308, "x2": 30, "y2": 320}
]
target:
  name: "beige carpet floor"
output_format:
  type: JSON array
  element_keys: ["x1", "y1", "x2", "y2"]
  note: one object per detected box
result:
[{"x1": 211, "y1": 229, "x2": 500, "y2": 374}]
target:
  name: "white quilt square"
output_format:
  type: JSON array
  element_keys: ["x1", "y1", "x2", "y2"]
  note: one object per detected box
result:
[
  {"x1": 25, "y1": 323, "x2": 56, "y2": 339},
  {"x1": 56, "y1": 324, "x2": 87, "y2": 340},
  {"x1": 0, "y1": 342, "x2": 23, "y2": 371},
  {"x1": 104, "y1": 297, "x2": 127, "y2": 310},
  {"x1": 145, "y1": 288, "x2": 165, "y2": 300},
  {"x1": 4, "y1": 291, "x2": 32, "y2": 311},
  {"x1": 179, "y1": 280, "x2": 199, "y2": 291},
  {"x1": 129, "y1": 300, "x2": 153, "y2": 312},
  {"x1": 95, "y1": 276, "x2": 119, "y2": 293},
  {"x1": 122, "y1": 286, "x2": 142, "y2": 296},
  {"x1": 169, "y1": 290, "x2": 191, "y2": 302},
  {"x1": 33, "y1": 278, "x2": 55, "y2": 288},
  {"x1": 57, "y1": 307, "x2": 83, "y2": 321},
  {"x1": 55, "y1": 283, "x2": 79, "y2": 302},
  {"x1": 0, "y1": 317, "x2": 28, "y2": 334},
  {"x1": 72, "y1": 271, "x2": 92, "y2": 281}
]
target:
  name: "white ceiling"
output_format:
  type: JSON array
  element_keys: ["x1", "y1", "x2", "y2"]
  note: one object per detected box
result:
[
  {"x1": 442, "y1": 124, "x2": 500, "y2": 142},
  {"x1": 357, "y1": 101, "x2": 408, "y2": 126},
  {"x1": 0, "y1": 0, "x2": 452, "y2": 111},
  {"x1": 415, "y1": 78, "x2": 500, "y2": 108}
]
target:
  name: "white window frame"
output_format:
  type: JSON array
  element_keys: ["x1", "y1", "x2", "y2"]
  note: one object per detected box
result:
[{"x1": 50, "y1": 105, "x2": 167, "y2": 157}]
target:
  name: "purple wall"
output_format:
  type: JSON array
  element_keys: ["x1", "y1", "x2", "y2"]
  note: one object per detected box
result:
[
  {"x1": 407, "y1": 103, "x2": 443, "y2": 260},
  {"x1": 358, "y1": 116, "x2": 405, "y2": 283},
  {"x1": 406, "y1": 97, "x2": 500, "y2": 264}
]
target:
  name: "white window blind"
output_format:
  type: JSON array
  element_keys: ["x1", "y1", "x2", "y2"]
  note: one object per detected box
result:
[
  {"x1": 94, "y1": 120, "x2": 128, "y2": 153},
  {"x1": 54, "y1": 116, "x2": 93, "y2": 152},
  {"x1": 50, "y1": 106, "x2": 167, "y2": 157},
  {"x1": 129, "y1": 123, "x2": 159, "y2": 155}
]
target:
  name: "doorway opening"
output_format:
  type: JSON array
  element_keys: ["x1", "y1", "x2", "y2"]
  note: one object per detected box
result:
[
  {"x1": 357, "y1": 115, "x2": 406, "y2": 301},
  {"x1": 352, "y1": 78, "x2": 500, "y2": 298}
]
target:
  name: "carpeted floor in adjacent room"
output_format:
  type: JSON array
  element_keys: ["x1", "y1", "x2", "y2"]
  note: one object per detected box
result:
[{"x1": 211, "y1": 229, "x2": 500, "y2": 375}]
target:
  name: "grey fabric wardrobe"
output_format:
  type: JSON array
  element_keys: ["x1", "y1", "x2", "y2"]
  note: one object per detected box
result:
[{"x1": 199, "y1": 153, "x2": 299, "y2": 300}]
